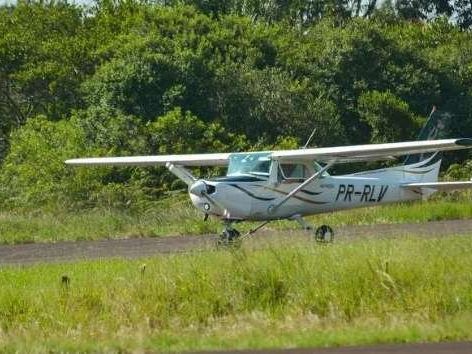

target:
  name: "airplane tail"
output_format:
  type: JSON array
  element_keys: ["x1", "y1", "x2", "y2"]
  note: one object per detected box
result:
[{"x1": 403, "y1": 107, "x2": 452, "y2": 183}]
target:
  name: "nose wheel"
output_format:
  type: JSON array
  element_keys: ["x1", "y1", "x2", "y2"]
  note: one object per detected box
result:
[
  {"x1": 216, "y1": 228, "x2": 242, "y2": 248},
  {"x1": 216, "y1": 220, "x2": 272, "y2": 249}
]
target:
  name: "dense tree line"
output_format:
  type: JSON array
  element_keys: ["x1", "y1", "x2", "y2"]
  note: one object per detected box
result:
[{"x1": 0, "y1": 0, "x2": 471, "y2": 209}]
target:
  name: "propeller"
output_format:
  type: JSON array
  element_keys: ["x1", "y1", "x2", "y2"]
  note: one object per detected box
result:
[
  {"x1": 189, "y1": 180, "x2": 210, "y2": 197},
  {"x1": 189, "y1": 180, "x2": 230, "y2": 218}
]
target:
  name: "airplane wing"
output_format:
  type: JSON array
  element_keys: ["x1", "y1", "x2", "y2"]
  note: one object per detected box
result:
[
  {"x1": 66, "y1": 138, "x2": 472, "y2": 167},
  {"x1": 401, "y1": 181, "x2": 472, "y2": 192},
  {"x1": 272, "y1": 138, "x2": 472, "y2": 163},
  {"x1": 65, "y1": 153, "x2": 231, "y2": 167}
]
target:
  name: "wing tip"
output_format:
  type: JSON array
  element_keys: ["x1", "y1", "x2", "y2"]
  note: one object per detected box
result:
[{"x1": 65, "y1": 158, "x2": 95, "y2": 166}]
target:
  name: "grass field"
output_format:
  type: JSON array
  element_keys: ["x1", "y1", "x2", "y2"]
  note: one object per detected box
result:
[
  {"x1": 1, "y1": 235, "x2": 471, "y2": 352},
  {"x1": 1, "y1": 192, "x2": 472, "y2": 244}
]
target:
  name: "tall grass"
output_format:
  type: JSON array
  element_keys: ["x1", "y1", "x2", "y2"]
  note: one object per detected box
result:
[
  {"x1": 0, "y1": 197, "x2": 218, "y2": 244},
  {"x1": 0, "y1": 193, "x2": 471, "y2": 244},
  {"x1": 0, "y1": 235, "x2": 471, "y2": 352}
]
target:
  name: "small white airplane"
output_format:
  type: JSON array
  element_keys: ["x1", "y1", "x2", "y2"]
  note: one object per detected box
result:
[{"x1": 66, "y1": 109, "x2": 472, "y2": 245}]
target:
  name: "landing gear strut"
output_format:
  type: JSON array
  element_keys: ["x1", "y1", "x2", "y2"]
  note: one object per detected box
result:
[
  {"x1": 216, "y1": 220, "x2": 271, "y2": 248},
  {"x1": 291, "y1": 214, "x2": 334, "y2": 243}
]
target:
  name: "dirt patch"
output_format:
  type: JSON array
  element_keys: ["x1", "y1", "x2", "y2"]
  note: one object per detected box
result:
[
  {"x1": 1, "y1": 219, "x2": 471, "y2": 265},
  {"x1": 194, "y1": 341, "x2": 472, "y2": 354}
]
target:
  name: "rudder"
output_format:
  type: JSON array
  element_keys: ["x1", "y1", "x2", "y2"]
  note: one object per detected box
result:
[{"x1": 403, "y1": 107, "x2": 451, "y2": 165}]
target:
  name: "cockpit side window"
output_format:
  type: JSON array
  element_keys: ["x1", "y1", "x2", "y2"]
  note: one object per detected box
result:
[{"x1": 279, "y1": 163, "x2": 309, "y2": 181}]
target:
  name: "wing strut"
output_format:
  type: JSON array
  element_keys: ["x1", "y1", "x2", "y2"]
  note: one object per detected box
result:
[
  {"x1": 268, "y1": 160, "x2": 336, "y2": 214},
  {"x1": 165, "y1": 163, "x2": 197, "y2": 186}
]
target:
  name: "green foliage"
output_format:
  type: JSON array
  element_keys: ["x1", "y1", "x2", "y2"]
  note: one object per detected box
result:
[
  {"x1": 147, "y1": 107, "x2": 248, "y2": 189},
  {"x1": 77, "y1": 107, "x2": 148, "y2": 155},
  {"x1": 0, "y1": 1, "x2": 89, "y2": 121},
  {"x1": 82, "y1": 35, "x2": 182, "y2": 120},
  {"x1": 445, "y1": 160, "x2": 472, "y2": 180},
  {"x1": 455, "y1": 0, "x2": 472, "y2": 29},
  {"x1": 1, "y1": 1, "x2": 472, "y2": 209},
  {"x1": 149, "y1": 107, "x2": 246, "y2": 154},
  {"x1": 0, "y1": 114, "x2": 148, "y2": 209},
  {"x1": 214, "y1": 65, "x2": 346, "y2": 144},
  {"x1": 358, "y1": 90, "x2": 419, "y2": 143},
  {"x1": 394, "y1": 0, "x2": 454, "y2": 21},
  {"x1": 0, "y1": 116, "x2": 87, "y2": 208}
]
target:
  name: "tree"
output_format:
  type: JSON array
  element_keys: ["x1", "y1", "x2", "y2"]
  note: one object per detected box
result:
[
  {"x1": 81, "y1": 37, "x2": 182, "y2": 121},
  {"x1": 0, "y1": 1, "x2": 92, "y2": 161},
  {"x1": 171, "y1": 0, "x2": 236, "y2": 17},
  {"x1": 358, "y1": 90, "x2": 419, "y2": 143},
  {"x1": 394, "y1": 0, "x2": 453, "y2": 20},
  {"x1": 146, "y1": 107, "x2": 247, "y2": 190},
  {"x1": 233, "y1": 0, "x2": 351, "y2": 26},
  {"x1": 454, "y1": 0, "x2": 472, "y2": 29},
  {"x1": 348, "y1": 0, "x2": 379, "y2": 17},
  {"x1": 0, "y1": 116, "x2": 89, "y2": 208}
]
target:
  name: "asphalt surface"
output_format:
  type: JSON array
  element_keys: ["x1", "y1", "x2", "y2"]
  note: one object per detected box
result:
[
  {"x1": 0, "y1": 219, "x2": 471, "y2": 265},
  {"x1": 195, "y1": 341, "x2": 472, "y2": 354}
]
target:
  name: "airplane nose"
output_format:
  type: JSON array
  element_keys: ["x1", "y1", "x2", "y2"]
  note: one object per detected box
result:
[
  {"x1": 189, "y1": 180, "x2": 206, "y2": 196},
  {"x1": 189, "y1": 181, "x2": 229, "y2": 218},
  {"x1": 189, "y1": 180, "x2": 215, "y2": 197}
]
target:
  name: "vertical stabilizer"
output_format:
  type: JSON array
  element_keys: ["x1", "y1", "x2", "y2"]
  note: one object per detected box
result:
[
  {"x1": 403, "y1": 107, "x2": 450, "y2": 165},
  {"x1": 402, "y1": 107, "x2": 454, "y2": 184}
]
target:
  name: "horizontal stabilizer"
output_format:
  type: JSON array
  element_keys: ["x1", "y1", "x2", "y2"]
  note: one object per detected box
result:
[{"x1": 401, "y1": 181, "x2": 472, "y2": 192}]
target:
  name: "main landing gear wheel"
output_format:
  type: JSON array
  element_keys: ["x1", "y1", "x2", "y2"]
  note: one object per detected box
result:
[
  {"x1": 216, "y1": 228, "x2": 242, "y2": 249},
  {"x1": 314, "y1": 225, "x2": 334, "y2": 243}
]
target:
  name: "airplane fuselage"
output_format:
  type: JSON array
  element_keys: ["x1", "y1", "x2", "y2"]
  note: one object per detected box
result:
[
  {"x1": 190, "y1": 177, "x2": 416, "y2": 221},
  {"x1": 189, "y1": 155, "x2": 441, "y2": 221}
]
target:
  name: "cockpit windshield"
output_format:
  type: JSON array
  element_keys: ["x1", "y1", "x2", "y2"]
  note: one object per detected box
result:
[{"x1": 227, "y1": 152, "x2": 271, "y2": 178}]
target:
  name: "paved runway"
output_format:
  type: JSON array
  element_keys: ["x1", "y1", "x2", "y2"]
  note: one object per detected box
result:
[
  {"x1": 195, "y1": 341, "x2": 472, "y2": 354},
  {"x1": 1, "y1": 219, "x2": 471, "y2": 265}
]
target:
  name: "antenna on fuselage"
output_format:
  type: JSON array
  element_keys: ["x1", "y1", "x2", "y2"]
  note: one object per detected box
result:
[{"x1": 302, "y1": 127, "x2": 317, "y2": 149}]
